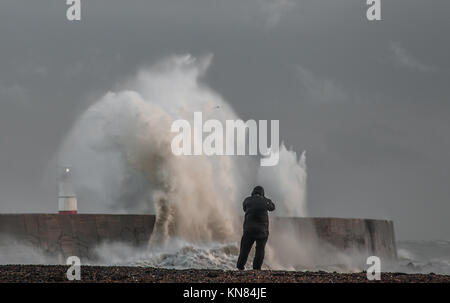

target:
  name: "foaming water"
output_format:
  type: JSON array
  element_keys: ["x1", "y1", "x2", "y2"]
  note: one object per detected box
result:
[
  {"x1": 1, "y1": 233, "x2": 449, "y2": 275},
  {"x1": 93, "y1": 240, "x2": 240, "y2": 270},
  {"x1": 90, "y1": 240, "x2": 450, "y2": 275},
  {"x1": 393, "y1": 240, "x2": 450, "y2": 275},
  {"x1": 59, "y1": 54, "x2": 308, "y2": 268},
  {"x1": 0, "y1": 236, "x2": 62, "y2": 265}
]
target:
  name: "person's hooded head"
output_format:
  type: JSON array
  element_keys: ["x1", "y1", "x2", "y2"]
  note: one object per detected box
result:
[{"x1": 251, "y1": 186, "x2": 265, "y2": 197}]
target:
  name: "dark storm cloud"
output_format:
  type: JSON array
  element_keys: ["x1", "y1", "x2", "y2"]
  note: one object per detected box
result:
[{"x1": 0, "y1": 0, "x2": 449, "y2": 239}]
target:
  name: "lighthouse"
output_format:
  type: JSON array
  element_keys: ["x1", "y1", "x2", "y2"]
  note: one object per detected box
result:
[{"x1": 58, "y1": 166, "x2": 78, "y2": 214}]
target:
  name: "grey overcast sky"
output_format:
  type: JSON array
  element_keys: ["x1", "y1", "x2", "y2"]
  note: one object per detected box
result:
[{"x1": 0, "y1": 0, "x2": 449, "y2": 240}]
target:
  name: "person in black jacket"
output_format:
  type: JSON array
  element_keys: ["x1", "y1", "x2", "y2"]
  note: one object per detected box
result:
[{"x1": 236, "y1": 185, "x2": 275, "y2": 270}]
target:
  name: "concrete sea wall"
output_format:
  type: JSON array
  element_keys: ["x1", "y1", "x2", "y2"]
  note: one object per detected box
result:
[
  {"x1": 270, "y1": 217, "x2": 397, "y2": 261},
  {"x1": 0, "y1": 214, "x2": 155, "y2": 260},
  {"x1": 0, "y1": 214, "x2": 396, "y2": 261}
]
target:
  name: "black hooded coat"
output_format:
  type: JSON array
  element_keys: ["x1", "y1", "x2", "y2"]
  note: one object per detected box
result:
[{"x1": 242, "y1": 186, "x2": 275, "y2": 238}]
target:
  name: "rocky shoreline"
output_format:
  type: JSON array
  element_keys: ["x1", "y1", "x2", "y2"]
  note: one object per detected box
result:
[{"x1": 0, "y1": 265, "x2": 449, "y2": 283}]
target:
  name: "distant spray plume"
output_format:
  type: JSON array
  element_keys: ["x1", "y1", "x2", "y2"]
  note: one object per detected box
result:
[{"x1": 59, "y1": 54, "x2": 307, "y2": 248}]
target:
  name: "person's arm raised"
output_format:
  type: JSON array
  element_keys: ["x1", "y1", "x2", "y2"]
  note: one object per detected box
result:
[{"x1": 266, "y1": 199, "x2": 275, "y2": 211}]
